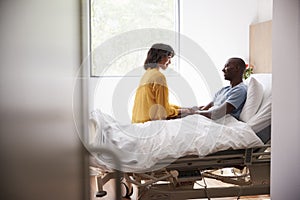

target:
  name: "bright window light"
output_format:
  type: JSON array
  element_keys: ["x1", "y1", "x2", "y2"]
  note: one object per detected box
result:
[{"x1": 90, "y1": 0, "x2": 179, "y2": 77}]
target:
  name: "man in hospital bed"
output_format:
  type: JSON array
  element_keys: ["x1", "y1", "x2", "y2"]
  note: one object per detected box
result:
[{"x1": 192, "y1": 57, "x2": 247, "y2": 120}]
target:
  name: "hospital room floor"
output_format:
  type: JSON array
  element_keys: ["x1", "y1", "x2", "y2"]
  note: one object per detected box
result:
[
  {"x1": 90, "y1": 181, "x2": 270, "y2": 200},
  {"x1": 90, "y1": 168, "x2": 270, "y2": 200}
]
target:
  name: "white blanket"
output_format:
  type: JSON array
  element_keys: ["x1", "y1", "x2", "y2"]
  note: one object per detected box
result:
[{"x1": 90, "y1": 110, "x2": 263, "y2": 172}]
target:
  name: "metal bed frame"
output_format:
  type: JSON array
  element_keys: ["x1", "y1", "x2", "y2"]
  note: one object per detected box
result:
[{"x1": 90, "y1": 126, "x2": 271, "y2": 200}]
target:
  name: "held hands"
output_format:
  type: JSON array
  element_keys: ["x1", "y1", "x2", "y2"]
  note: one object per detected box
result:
[
  {"x1": 178, "y1": 105, "x2": 206, "y2": 118},
  {"x1": 191, "y1": 106, "x2": 205, "y2": 111},
  {"x1": 177, "y1": 108, "x2": 196, "y2": 117},
  {"x1": 180, "y1": 106, "x2": 202, "y2": 115},
  {"x1": 191, "y1": 106, "x2": 200, "y2": 111}
]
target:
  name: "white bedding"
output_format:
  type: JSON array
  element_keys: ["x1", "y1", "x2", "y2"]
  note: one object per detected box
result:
[
  {"x1": 90, "y1": 109, "x2": 264, "y2": 172},
  {"x1": 246, "y1": 74, "x2": 272, "y2": 133}
]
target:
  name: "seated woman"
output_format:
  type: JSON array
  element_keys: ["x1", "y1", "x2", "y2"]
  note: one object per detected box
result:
[{"x1": 131, "y1": 43, "x2": 192, "y2": 123}]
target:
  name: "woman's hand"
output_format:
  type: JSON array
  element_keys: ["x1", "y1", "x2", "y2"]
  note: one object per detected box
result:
[
  {"x1": 191, "y1": 106, "x2": 204, "y2": 111},
  {"x1": 180, "y1": 108, "x2": 198, "y2": 116}
]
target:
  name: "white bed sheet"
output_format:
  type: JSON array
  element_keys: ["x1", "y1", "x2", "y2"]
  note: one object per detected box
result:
[{"x1": 90, "y1": 110, "x2": 264, "y2": 172}]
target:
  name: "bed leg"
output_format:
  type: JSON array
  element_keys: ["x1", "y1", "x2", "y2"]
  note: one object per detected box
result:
[
  {"x1": 95, "y1": 175, "x2": 107, "y2": 197},
  {"x1": 249, "y1": 163, "x2": 270, "y2": 186}
]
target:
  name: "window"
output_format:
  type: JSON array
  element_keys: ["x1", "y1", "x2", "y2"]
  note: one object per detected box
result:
[{"x1": 90, "y1": 0, "x2": 179, "y2": 77}]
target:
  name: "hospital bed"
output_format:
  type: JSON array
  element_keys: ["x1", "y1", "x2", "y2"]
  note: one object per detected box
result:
[{"x1": 88, "y1": 73, "x2": 272, "y2": 199}]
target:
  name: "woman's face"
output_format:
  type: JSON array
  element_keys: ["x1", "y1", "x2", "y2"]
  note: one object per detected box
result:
[{"x1": 158, "y1": 55, "x2": 172, "y2": 70}]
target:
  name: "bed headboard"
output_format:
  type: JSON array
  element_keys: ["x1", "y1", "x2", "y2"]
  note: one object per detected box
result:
[{"x1": 249, "y1": 20, "x2": 272, "y2": 73}]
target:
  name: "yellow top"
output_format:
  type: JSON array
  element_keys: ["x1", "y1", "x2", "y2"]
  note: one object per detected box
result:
[{"x1": 132, "y1": 68, "x2": 180, "y2": 123}]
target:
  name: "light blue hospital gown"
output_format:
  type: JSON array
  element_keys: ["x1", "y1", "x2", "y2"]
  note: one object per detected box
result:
[{"x1": 213, "y1": 82, "x2": 247, "y2": 119}]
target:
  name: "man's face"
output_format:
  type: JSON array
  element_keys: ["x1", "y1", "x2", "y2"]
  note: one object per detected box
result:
[{"x1": 222, "y1": 60, "x2": 237, "y2": 80}]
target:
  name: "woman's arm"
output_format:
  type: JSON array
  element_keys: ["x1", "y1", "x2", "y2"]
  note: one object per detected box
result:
[
  {"x1": 199, "y1": 101, "x2": 214, "y2": 110},
  {"x1": 154, "y1": 78, "x2": 180, "y2": 119}
]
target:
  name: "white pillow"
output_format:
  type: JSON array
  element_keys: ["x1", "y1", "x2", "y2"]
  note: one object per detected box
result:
[{"x1": 239, "y1": 77, "x2": 264, "y2": 122}]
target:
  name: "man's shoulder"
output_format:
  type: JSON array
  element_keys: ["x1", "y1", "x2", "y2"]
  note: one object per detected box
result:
[
  {"x1": 233, "y1": 82, "x2": 247, "y2": 92},
  {"x1": 238, "y1": 83, "x2": 247, "y2": 94},
  {"x1": 216, "y1": 83, "x2": 247, "y2": 97},
  {"x1": 229, "y1": 83, "x2": 247, "y2": 99}
]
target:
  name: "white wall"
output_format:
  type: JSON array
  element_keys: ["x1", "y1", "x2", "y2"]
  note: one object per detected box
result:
[
  {"x1": 272, "y1": 0, "x2": 300, "y2": 198},
  {"x1": 258, "y1": 0, "x2": 273, "y2": 22},
  {"x1": 180, "y1": 0, "x2": 259, "y2": 82},
  {"x1": 180, "y1": 0, "x2": 273, "y2": 84}
]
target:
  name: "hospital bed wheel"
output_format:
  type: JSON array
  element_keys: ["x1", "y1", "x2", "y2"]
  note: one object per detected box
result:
[
  {"x1": 121, "y1": 182, "x2": 133, "y2": 198},
  {"x1": 95, "y1": 190, "x2": 107, "y2": 197}
]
